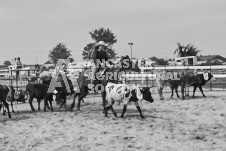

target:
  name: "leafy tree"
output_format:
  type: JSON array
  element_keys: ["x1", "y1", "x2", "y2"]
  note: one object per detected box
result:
[
  {"x1": 82, "y1": 28, "x2": 117, "y2": 60},
  {"x1": 82, "y1": 43, "x2": 95, "y2": 60},
  {"x1": 174, "y1": 43, "x2": 201, "y2": 57},
  {"x1": 4, "y1": 60, "x2": 11, "y2": 66},
  {"x1": 48, "y1": 43, "x2": 74, "y2": 65},
  {"x1": 185, "y1": 43, "x2": 201, "y2": 56},
  {"x1": 149, "y1": 56, "x2": 168, "y2": 65}
]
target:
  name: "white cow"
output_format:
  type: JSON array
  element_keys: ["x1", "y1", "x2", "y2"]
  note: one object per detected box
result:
[{"x1": 105, "y1": 82, "x2": 154, "y2": 118}]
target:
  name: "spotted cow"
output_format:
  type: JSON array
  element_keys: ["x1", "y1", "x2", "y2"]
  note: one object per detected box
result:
[{"x1": 105, "y1": 82, "x2": 154, "y2": 118}]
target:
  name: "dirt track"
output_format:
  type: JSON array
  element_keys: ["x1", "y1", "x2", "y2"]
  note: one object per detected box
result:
[{"x1": 1, "y1": 91, "x2": 226, "y2": 151}]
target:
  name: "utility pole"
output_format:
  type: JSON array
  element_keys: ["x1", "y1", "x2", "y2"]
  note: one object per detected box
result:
[{"x1": 128, "y1": 43, "x2": 133, "y2": 59}]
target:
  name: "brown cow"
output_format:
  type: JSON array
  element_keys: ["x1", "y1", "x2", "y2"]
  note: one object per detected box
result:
[
  {"x1": 156, "y1": 69, "x2": 207, "y2": 100},
  {"x1": 169, "y1": 72, "x2": 215, "y2": 98},
  {"x1": 0, "y1": 85, "x2": 26, "y2": 118}
]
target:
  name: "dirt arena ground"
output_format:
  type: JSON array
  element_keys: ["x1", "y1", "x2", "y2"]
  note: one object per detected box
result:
[{"x1": 1, "y1": 91, "x2": 226, "y2": 151}]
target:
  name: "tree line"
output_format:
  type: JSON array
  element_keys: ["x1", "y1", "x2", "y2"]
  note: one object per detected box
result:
[{"x1": 2, "y1": 28, "x2": 202, "y2": 66}]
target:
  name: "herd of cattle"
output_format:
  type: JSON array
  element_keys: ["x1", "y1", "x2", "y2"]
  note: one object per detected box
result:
[{"x1": 0, "y1": 69, "x2": 216, "y2": 119}]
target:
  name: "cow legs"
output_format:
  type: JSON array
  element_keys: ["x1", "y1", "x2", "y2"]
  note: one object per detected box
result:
[
  {"x1": 59, "y1": 93, "x2": 67, "y2": 110},
  {"x1": 3, "y1": 101, "x2": 11, "y2": 118},
  {"x1": 44, "y1": 94, "x2": 54, "y2": 112},
  {"x1": 101, "y1": 91, "x2": 107, "y2": 114},
  {"x1": 199, "y1": 86, "x2": 206, "y2": 97},
  {"x1": 110, "y1": 101, "x2": 117, "y2": 117},
  {"x1": 44, "y1": 97, "x2": 48, "y2": 112},
  {"x1": 193, "y1": 85, "x2": 198, "y2": 98},
  {"x1": 158, "y1": 87, "x2": 164, "y2": 100},
  {"x1": 48, "y1": 96, "x2": 54, "y2": 111},
  {"x1": 11, "y1": 101, "x2": 15, "y2": 113},
  {"x1": 29, "y1": 95, "x2": 35, "y2": 111},
  {"x1": 37, "y1": 99, "x2": 49, "y2": 111},
  {"x1": 0, "y1": 102, "x2": 5, "y2": 116},
  {"x1": 186, "y1": 86, "x2": 189, "y2": 96},
  {"x1": 121, "y1": 104, "x2": 127, "y2": 118},
  {"x1": 70, "y1": 93, "x2": 78, "y2": 110},
  {"x1": 46, "y1": 101, "x2": 50, "y2": 109},
  {"x1": 175, "y1": 87, "x2": 180, "y2": 98},
  {"x1": 171, "y1": 87, "x2": 174, "y2": 98},
  {"x1": 110, "y1": 106, "x2": 117, "y2": 117},
  {"x1": 135, "y1": 102, "x2": 144, "y2": 119},
  {"x1": 104, "y1": 106, "x2": 111, "y2": 117},
  {"x1": 1, "y1": 103, "x2": 6, "y2": 116},
  {"x1": 77, "y1": 89, "x2": 89, "y2": 111},
  {"x1": 181, "y1": 83, "x2": 185, "y2": 100},
  {"x1": 77, "y1": 96, "x2": 82, "y2": 111},
  {"x1": 39, "y1": 99, "x2": 50, "y2": 111}
]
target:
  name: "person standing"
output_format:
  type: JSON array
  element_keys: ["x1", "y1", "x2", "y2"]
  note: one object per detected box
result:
[
  {"x1": 16, "y1": 57, "x2": 22, "y2": 78},
  {"x1": 16, "y1": 57, "x2": 22, "y2": 69}
]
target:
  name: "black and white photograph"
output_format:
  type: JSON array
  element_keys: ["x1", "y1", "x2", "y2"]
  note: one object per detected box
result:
[{"x1": 0, "y1": 0, "x2": 226, "y2": 150}]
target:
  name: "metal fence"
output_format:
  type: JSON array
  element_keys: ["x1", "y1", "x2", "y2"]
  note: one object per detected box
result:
[
  {"x1": 122, "y1": 69, "x2": 226, "y2": 94},
  {"x1": 0, "y1": 68, "x2": 226, "y2": 94},
  {"x1": 0, "y1": 69, "x2": 34, "y2": 91}
]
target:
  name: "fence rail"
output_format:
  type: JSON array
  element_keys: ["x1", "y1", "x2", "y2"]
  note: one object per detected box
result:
[
  {"x1": 140, "y1": 65, "x2": 226, "y2": 70},
  {"x1": 1, "y1": 66, "x2": 226, "y2": 93}
]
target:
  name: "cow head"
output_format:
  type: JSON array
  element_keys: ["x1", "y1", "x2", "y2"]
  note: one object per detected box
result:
[
  {"x1": 208, "y1": 72, "x2": 216, "y2": 82},
  {"x1": 53, "y1": 90, "x2": 64, "y2": 105},
  {"x1": 14, "y1": 90, "x2": 26, "y2": 103},
  {"x1": 139, "y1": 87, "x2": 154, "y2": 103}
]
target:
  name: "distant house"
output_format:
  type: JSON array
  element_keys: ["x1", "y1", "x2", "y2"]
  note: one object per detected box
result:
[
  {"x1": 197, "y1": 55, "x2": 226, "y2": 65},
  {"x1": 175, "y1": 56, "x2": 197, "y2": 66}
]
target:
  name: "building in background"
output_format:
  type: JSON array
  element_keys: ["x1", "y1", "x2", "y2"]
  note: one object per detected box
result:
[
  {"x1": 175, "y1": 56, "x2": 198, "y2": 66},
  {"x1": 197, "y1": 55, "x2": 226, "y2": 65}
]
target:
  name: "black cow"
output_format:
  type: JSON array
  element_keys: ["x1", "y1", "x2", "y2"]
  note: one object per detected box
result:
[
  {"x1": 36, "y1": 73, "x2": 74, "y2": 111},
  {"x1": 169, "y1": 72, "x2": 216, "y2": 98},
  {"x1": 70, "y1": 70, "x2": 90, "y2": 111},
  {"x1": 0, "y1": 85, "x2": 26, "y2": 118},
  {"x1": 26, "y1": 83, "x2": 53, "y2": 112},
  {"x1": 52, "y1": 74, "x2": 75, "y2": 110}
]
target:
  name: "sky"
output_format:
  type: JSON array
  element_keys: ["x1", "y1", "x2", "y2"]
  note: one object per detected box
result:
[{"x1": 0, "y1": 0, "x2": 226, "y2": 65}]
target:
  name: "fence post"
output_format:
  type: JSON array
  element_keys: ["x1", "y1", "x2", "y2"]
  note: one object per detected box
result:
[{"x1": 210, "y1": 67, "x2": 212, "y2": 91}]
